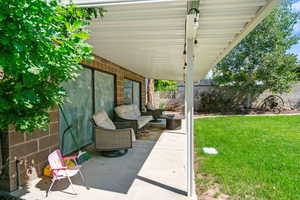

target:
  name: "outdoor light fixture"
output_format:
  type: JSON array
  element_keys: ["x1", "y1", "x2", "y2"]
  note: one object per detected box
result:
[
  {"x1": 188, "y1": 8, "x2": 200, "y2": 28},
  {"x1": 186, "y1": 8, "x2": 199, "y2": 40}
]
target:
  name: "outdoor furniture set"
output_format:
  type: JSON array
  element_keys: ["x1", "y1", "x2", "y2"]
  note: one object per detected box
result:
[
  {"x1": 90, "y1": 104, "x2": 159, "y2": 156},
  {"x1": 46, "y1": 104, "x2": 183, "y2": 197},
  {"x1": 90, "y1": 104, "x2": 184, "y2": 155},
  {"x1": 90, "y1": 104, "x2": 186, "y2": 155}
]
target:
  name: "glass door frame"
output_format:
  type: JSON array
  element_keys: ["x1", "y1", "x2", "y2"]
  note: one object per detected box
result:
[
  {"x1": 124, "y1": 78, "x2": 142, "y2": 110},
  {"x1": 83, "y1": 64, "x2": 117, "y2": 114}
]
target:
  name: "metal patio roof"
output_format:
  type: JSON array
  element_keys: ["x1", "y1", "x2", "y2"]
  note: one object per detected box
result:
[{"x1": 69, "y1": 0, "x2": 281, "y2": 81}]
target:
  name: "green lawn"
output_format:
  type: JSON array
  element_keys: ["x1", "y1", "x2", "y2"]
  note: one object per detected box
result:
[{"x1": 195, "y1": 115, "x2": 300, "y2": 200}]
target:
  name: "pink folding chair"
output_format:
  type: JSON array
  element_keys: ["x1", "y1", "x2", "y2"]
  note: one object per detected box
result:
[{"x1": 47, "y1": 149, "x2": 86, "y2": 197}]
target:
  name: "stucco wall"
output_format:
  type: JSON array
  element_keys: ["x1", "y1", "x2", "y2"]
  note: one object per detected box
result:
[
  {"x1": 253, "y1": 82, "x2": 300, "y2": 109},
  {"x1": 157, "y1": 81, "x2": 300, "y2": 112}
]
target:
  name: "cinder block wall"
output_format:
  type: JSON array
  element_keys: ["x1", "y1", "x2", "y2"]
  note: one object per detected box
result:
[
  {"x1": 0, "y1": 108, "x2": 59, "y2": 192},
  {"x1": 0, "y1": 55, "x2": 146, "y2": 192}
]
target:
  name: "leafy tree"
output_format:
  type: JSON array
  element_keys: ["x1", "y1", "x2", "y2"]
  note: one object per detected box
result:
[
  {"x1": 296, "y1": 64, "x2": 300, "y2": 80},
  {"x1": 213, "y1": 0, "x2": 299, "y2": 107},
  {"x1": 0, "y1": 0, "x2": 104, "y2": 132},
  {"x1": 155, "y1": 80, "x2": 178, "y2": 91}
]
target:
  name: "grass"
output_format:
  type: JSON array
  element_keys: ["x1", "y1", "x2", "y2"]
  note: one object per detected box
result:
[{"x1": 195, "y1": 115, "x2": 300, "y2": 200}]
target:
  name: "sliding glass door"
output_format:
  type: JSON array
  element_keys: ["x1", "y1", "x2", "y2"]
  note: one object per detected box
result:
[
  {"x1": 59, "y1": 67, "x2": 116, "y2": 155},
  {"x1": 94, "y1": 70, "x2": 115, "y2": 118},
  {"x1": 124, "y1": 79, "x2": 141, "y2": 109},
  {"x1": 59, "y1": 68, "x2": 93, "y2": 155},
  {"x1": 132, "y1": 81, "x2": 140, "y2": 108}
]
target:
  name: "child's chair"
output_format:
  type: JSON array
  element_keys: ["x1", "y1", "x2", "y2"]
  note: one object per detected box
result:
[{"x1": 47, "y1": 149, "x2": 86, "y2": 197}]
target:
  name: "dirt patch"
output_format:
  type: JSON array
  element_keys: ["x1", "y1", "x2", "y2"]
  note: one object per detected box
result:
[
  {"x1": 199, "y1": 185, "x2": 229, "y2": 200},
  {"x1": 137, "y1": 123, "x2": 165, "y2": 141},
  {"x1": 195, "y1": 157, "x2": 230, "y2": 200}
]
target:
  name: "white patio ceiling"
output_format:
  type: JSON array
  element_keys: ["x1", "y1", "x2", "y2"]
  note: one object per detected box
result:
[{"x1": 71, "y1": 0, "x2": 281, "y2": 81}]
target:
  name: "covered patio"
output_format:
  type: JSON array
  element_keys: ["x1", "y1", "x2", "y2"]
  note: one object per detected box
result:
[
  {"x1": 13, "y1": 124, "x2": 190, "y2": 200},
  {"x1": 10, "y1": 0, "x2": 281, "y2": 199}
]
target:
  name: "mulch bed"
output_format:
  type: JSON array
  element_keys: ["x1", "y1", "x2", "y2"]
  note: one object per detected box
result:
[{"x1": 137, "y1": 125, "x2": 164, "y2": 141}]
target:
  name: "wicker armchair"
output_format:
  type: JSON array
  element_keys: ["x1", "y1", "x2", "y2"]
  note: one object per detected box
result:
[
  {"x1": 114, "y1": 104, "x2": 153, "y2": 134},
  {"x1": 90, "y1": 110, "x2": 135, "y2": 152},
  {"x1": 143, "y1": 103, "x2": 165, "y2": 121}
]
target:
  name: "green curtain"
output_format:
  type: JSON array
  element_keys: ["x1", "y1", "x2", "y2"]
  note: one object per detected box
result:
[
  {"x1": 124, "y1": 79, "x2": 141, "y2": 108},
  {"x1": 132, "y1": 81, "x2": 140, "y2": 109},
  {"x1": 94, "y1": 71, "x2": 115, "y2": 118},
  {"x1": 124, "y1": 79, "x2": 133, "y2": 105},
  {"x1": 59, "y1": 68, "x2": 93, "y2": 155}
]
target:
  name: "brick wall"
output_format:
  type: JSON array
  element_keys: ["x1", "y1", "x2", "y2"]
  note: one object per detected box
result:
[
  {"x1": 0, "y1": 108, "x2": 59, "y2": 192},
  {"x1": 83, "y1": 54, "x2": 146, "y2": 108},
  {"x1": 0, "y1": 54, "x2": 146, "y2": 192}
]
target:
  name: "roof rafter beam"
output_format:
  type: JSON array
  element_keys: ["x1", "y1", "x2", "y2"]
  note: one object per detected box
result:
[
  {"x1": 200, "y1": 14, "x2": 255, "y2": 21},
  {"x1": 97, "y1": 14, "x2": 185, "y2": 21},
  {"x1": 199, "y1": 0, "x2": 267, "y2": 9},
  {"x1": 93, "y1": 34, "x2": 185, "y2": 40}
]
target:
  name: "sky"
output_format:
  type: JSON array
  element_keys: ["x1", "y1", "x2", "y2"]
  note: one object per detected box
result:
[{"x1": 288, "y1": 0, "x2": 300, "y2": 60}]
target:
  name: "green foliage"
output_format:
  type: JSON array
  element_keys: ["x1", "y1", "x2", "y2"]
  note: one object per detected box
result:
[
  {"x1": 0, "y1": 0, "x2": 104, "y2": 132},
  {"x1": 159, "y1": 103, "x2": 166, "y2": 109},
  {"x1": 155, "y1": 80, "x2": 178, "y2": 91},
  {"x1": 296, "y1": 64, "x2": 300, "y2": 80},
  {"x1": 213, "y1": 0, "x2": 299, "y2": 98}
]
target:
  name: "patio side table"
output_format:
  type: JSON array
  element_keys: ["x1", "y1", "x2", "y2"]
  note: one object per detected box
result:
[{"x1": 163, "y1": 115, "x2": 184, "y2": 130}]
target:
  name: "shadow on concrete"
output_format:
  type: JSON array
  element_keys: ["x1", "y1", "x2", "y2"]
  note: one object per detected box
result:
[
  {"x1": 136, "y1": 175, "x2": 187, "y2": 196},
  {"x1": 14, "y1": 124, "x2": 188, "y2": 199},
  {"x1": 33, "y1": 140, "x2": 156, "y2": 194}
]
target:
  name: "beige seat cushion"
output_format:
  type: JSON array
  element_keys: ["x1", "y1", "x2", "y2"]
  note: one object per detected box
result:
[
  {"x1": 93, "y1": 110, "x2": 116, "y2": 130},
  {"x1": 115, "y1": 104, "x2": 141, "y2": 120},
  {"x1": 146, "y1": 103, "x2": 155, "y2": 111},
  {"x1": 137, "y1": 115, "x2": 153, "y2": 129}
]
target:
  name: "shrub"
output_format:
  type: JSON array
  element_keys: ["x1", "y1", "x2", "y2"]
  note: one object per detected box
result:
[{"x1": 0, "y1": 0, "x2": 104, "y2": 132}]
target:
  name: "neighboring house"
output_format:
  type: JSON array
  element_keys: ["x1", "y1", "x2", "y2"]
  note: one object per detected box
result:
[{"x1": 0, "y1": 0, "x2": 281, "y2": 195}]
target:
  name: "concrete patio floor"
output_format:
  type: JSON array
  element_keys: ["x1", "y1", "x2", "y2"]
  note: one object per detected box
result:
[{"x1": 13, "y1": 124, "x2": 196, "y2": 200}]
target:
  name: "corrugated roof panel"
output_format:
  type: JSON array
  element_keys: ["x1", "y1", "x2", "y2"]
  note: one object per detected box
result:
[
  {"x1": 82, "y1": 0, "x2": 279, "y2": 80},
  {"x1": 87, "y1": 0, "x2": 187, "y2": 80}
]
